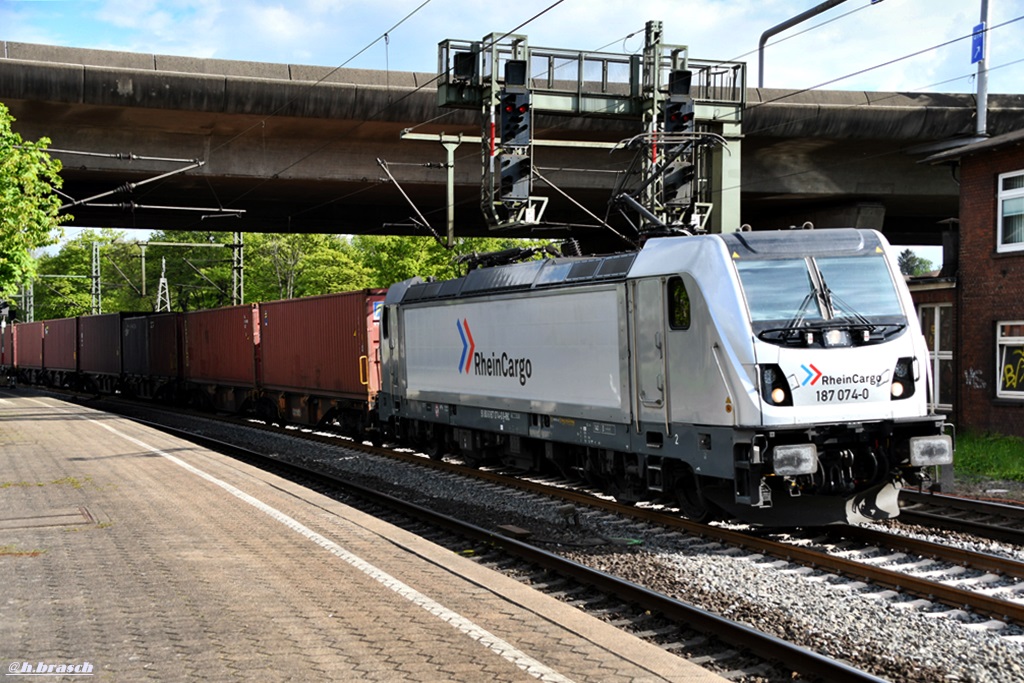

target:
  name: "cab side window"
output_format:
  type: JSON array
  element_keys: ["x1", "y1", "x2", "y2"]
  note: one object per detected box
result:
[{"x1": 668, "y1": 277, "x2": 690, "y2": 330}]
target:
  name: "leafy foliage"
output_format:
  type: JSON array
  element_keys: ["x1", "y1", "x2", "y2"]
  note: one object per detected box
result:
[
  {"x1": 31, "y1": 230, "x2": 549, "y2": 317},
  {"x1": 897, "y1": 248, "x2": 934, "y2": 276},
  {"x1": 0, "y1": 102, "x2": 70, "y2": 297}
]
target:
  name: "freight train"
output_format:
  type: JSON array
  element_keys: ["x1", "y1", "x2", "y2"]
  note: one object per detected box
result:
[{"x1": 0, "y1": 228, "x2": 953, "y2": 526}]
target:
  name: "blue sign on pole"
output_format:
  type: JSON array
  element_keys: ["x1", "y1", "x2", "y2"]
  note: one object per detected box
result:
[{"x1": 972, "y1": 22, "x2": 986, "y2": 64}]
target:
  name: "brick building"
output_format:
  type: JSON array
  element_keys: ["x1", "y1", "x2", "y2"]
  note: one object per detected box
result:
[{"x1": 926, "y1": 129, "x2": 1024, "y2": 437}]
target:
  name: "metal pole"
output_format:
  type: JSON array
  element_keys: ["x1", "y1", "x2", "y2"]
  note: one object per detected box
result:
[
  {"x1": 758, "y1": 0, "x2": 853, "y2": 88},
  {"x1": 976, "y1": 0, "x2": 990, "y2": 136},
  {"x1": 232, "y1": 232, "x2": 244, "y2": 306},
  {"x1": 442, "y1": 138, "x2": 461, "y2": 248},
  {"x1": 91, "y1": 241, "x2": 101, "y2": 315}
]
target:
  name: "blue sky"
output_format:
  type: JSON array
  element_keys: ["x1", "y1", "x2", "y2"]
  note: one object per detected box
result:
[{"x1": 2, "y1": 0, "x2": 1022, "y2": 95}]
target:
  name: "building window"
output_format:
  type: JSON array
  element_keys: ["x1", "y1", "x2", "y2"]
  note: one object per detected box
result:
[
  {"x1": 997, "y1": 321, "x2": 1024, "y2": 399},
  {"x1": 667, "y1": 277, "x2": 690, "y2": 330},
  {"x1": 997, "y1": 170, "x2": 1024, "y2": 252},
  {"x1": 919, "y1": 304, "x2": 953, "y2": 412}
]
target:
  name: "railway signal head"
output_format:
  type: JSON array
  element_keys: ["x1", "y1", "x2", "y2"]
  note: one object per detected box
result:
[
  {"x1": 663, "y1": 96, "x2": 695, "y2": 135},
  {"x1": 499, "y1": 153, "x2": 531, "y2": 201},
  {"x1": 500, "y1": 91, "x2": 531, "y2": 147},
  {"x1": 663, "y1": 159, "x2": 695, "y2": 206}
]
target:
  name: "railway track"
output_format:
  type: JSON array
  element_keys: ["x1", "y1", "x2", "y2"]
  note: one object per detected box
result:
[{"x1": 899, "y1": 489, "x2": 1024, "y2": 545}]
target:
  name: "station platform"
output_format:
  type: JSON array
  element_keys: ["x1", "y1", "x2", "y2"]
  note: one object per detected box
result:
[{"x1": 0, "y1": 392, "x2": 725, "y2": 682}]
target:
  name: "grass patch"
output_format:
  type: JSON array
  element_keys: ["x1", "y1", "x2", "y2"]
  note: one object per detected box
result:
[
  {"x1": 0, "y1": 477, "x2": 91, "y2": 489},
  {"x1": 954, "y1": 431, "x2": 1024, "y2": 481},
  {"x1": 0, "y1": 545, "x2": 45, "y2": 557}
]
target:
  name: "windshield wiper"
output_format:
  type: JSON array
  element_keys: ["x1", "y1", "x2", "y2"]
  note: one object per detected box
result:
[
  {"x1": 822, "y1": 286, "x2": 876, "y2": 333},
  {"x1": 784, "y1": 291, "x2": 819, "y2": 332}
]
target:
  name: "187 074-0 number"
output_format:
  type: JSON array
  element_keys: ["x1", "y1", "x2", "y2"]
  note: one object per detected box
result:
[{"x1": 816, "y1": 387, "x2": 870, "y2": 402}]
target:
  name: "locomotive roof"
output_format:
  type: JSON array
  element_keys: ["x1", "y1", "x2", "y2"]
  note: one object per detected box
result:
[
  {"x1": 718, "y1": 228, "x2": 884, "y2": 258},
  {"x1": 394, "y1": 251, "x2": 638, "y2": 304},
  {"x1": 389, "y1": 228, "x2": 886, "y2": 305}
]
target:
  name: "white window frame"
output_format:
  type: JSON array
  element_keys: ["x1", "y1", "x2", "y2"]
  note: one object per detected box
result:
[
  {"x1": 997, "y1": 170, "x2": 1024, "y2": 253},
  {"x1": 996, "y1": 320, "x2": 1024, "y2": 399},
  {"x1": 918, "y1": 304, "x2": 953, "y2": 412}
]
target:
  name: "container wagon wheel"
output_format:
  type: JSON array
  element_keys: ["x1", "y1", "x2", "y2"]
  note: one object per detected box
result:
[{"x1": 256, "y1": 397, "x2": 283, "y2": 426}]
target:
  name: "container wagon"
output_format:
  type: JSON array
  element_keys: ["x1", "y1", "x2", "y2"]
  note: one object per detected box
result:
[
  {"x1": 258, "y1": 289, "x2": 385, "y2": 432},
  {"x1": 182, "y1": 304, "x2": 259, "y2": 412}
]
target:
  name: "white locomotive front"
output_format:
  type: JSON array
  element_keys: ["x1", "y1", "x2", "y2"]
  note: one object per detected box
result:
[{"x1": 377, "y1": 228, "x2": 951, "y2": 527}]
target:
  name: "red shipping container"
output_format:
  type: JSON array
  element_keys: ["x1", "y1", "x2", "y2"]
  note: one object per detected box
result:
[
  {"x1": 78, "y1": 313, "x2": 124, "y2": 375},
  {"x1": 43, "y1": 317, "x2": 77, "y2": 371},
  {"x1": 183, "y1": 305, "x2": 258, "y2": 386},
  {"x1": 259, "y1": 290, "x2": 385, "y2": 400},
  {"x1": 0, "y1": 322, "x2": 14, "y2": 367},
  {"x1": 14, "y1": 322, "x2": 42, "y2": 369}
]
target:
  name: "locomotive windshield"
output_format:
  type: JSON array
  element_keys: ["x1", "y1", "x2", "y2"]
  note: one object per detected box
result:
[{"x1": 736, "y1": 254, "x2": 906, "y2": 346}]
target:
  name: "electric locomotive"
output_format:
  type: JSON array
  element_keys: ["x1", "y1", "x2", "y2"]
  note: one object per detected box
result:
[{"x1": 376, "y1": 228, "x2": 952, "y2": 526}]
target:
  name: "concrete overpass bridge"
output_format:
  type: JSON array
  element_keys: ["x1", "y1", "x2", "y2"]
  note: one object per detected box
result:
[{"x1": 2, "y1": 41, "x2": 1022, "y2": 249}]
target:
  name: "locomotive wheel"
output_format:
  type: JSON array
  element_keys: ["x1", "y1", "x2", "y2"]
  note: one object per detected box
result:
[
  {"x1": 426, "y1": 425, "x2": 447, "y2": 461},
  {"x1": 674, "y1": 469, "x2": 715, "y2": 523}
]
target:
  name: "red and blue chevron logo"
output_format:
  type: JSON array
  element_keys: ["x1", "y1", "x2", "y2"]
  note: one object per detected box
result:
[
  {"x1": 457, "y1": 318, "x2": 475, "y2": 374},
  {"x1": 801, "y1": 363, "x2": 823, "y2": 386}
]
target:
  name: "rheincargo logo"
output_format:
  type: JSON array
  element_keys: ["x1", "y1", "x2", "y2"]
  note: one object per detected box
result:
[
  {"x1": 456, "y1": 318, "x2": 534, "y2": 386},
  {"x1": 800, "y1": 362, "x2": 884, "y2": 388}
]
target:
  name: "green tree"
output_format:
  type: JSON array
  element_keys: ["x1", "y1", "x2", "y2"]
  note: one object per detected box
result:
[
  {"x1": 143, "y1": 230, "x2": 237, "y2": 311},
  {"x1": 350, "y1": 234, "x2": 545, "y2": 287},
  {"x1": 0, "y1": 102, "x2": 71, "y2": 297},
  {"x1": 34, "y1": 229, "x2": 139, "y2": 319},
  {"x1": 897, "y1": 249, "x2": 934, "y2": 277},
  {"x1": 245, "y1": 233, "x2": 371, "y2": 302}
]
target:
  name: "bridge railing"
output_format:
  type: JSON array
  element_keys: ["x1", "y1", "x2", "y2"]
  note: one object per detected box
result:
[{"x1": 437, "y1": 38, "x2": 745, "y2": 119}]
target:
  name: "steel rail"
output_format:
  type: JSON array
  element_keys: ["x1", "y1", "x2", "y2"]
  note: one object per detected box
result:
[
  {"x1": 900, "y1": 490, "x2": 1024, "y2": 546},
  {"x1": 835, "y1": 524, "x2": 1024, "y2": 580},
  {"x1": 370, "y1": 458, "x2": 1024, "y2": 624}
]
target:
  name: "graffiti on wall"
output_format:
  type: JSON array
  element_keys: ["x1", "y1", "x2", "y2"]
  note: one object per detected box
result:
[
  {"x1": 1000, "y1": 345, "x2": 1024, "y2": 393},
  {"x1": 964, "y1": 367, "x2": 987, "y2": 390}
]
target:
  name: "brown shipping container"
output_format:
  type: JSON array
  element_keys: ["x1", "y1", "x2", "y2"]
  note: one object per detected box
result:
[
  {"x1": 15, "y1": 322, "x2": 43, "y2": 369},
  {"x1": 78, "y1": 313, "x2": 124, "y2": 375},
  {"x1": 43, "y1": 317, "x2": 78, "y2": 371},
  {"x1": 1, "y1": 323, "x2": 14, "y2": 367},
  {"x1": 183, "y1": 305, "x2": 258, "y2": 386},
  {"x1": 259, "y1": 290, "x2": 385, "y2": 399}
]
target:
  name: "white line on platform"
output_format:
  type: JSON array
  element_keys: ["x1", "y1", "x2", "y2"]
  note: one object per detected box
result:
[{"x1": 91, "y1": 418, "x2": 576, "y2": 683}]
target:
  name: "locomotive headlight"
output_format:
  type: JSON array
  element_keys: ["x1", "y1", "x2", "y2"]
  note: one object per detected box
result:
[
  {"x1": 890, "y1": 357, "x2": 915, "y2": 400},
  {"x1": 773, "y1": 444, "x2": 818, "y2": 476},
  {"x1": 759, "y1": 363, "x2": 793, "y2": 406},
  {"x1": 909, "y1": 435, "x2": 953, "y2": 466},
  {"x1": 822, "y1": 329, "x2": 851, "y2": 347}
]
